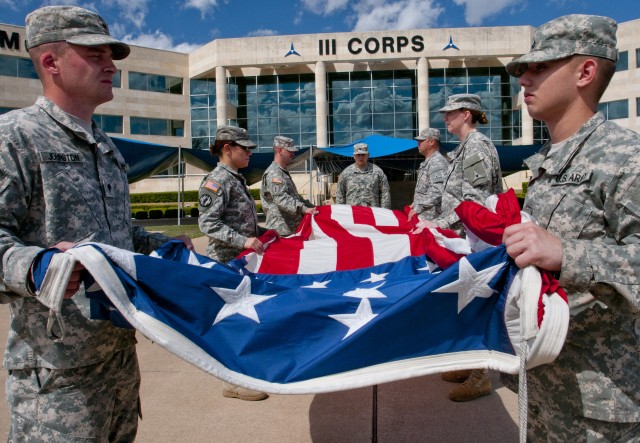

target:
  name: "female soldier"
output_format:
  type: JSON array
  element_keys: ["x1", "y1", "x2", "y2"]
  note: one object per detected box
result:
[
  {"x1": 198, "y1": 125, "x2": 269, "y2": 401},
  {"x1": 414, "y1": 94, "x2": 503, "y2": 403},
  {"x1": 198, "y1": 125, "x2": 266, "y2": 264}
]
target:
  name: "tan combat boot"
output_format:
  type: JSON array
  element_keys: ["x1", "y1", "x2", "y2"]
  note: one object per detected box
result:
[
  {"x1": 222, "y1": 382, "x2": 269, "y2": 401},
  {"x1": 441, "y1": 369, "x2": 473, "y2": 382},
  {"x1": 448, "y1": 368, "x2": 491, "y2": 402}
]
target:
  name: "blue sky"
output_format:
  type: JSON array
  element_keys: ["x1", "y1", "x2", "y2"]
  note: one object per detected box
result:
[{"x1": 1, "y1": 0, "x2": 638, "y2": 53}]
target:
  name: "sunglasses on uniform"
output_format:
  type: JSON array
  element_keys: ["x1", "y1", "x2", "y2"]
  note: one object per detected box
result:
[{"x1": 228, "y1": 142, "x2": 251, "y2": 153}]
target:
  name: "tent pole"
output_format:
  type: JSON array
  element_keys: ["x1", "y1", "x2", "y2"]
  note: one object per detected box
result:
[
  {"x1": 177, "y1": 145, "x2": 182, "y2": 226},
  {"x1": 309, "y1": 145, "x2": 314, "y2": 205}
]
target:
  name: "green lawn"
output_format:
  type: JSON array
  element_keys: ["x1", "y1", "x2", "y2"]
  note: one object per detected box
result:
[{"x1": 144, "y1": 224, "x2": 204, "y2": 239}]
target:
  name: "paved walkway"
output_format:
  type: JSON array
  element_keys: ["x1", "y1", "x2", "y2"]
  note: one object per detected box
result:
[{"x1": 0, "y1": 237, "x2": 521, "y2": 442}]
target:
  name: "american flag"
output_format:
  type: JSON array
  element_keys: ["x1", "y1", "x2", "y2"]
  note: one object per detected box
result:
[{"x1": 34, "y1": 191, "x2": 568, "y2": 394}]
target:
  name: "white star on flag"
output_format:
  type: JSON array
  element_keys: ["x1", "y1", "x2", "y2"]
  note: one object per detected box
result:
[
  {"x1": 361, "y1": 272, "x2": 388, "y2": 283},
  {"x1": 329, "y1": 299, "x2": 378, "y2": 339},
  {"x1": 418, "y1": 260, "x2": 439, "y2": 273},
  {"x1": 433, "y1": 257, "x2": 504, "y2": 313},
  {"x1": 343, "y1": 283, "x2": 386, "y2": 300},
  {"x1": 302, "y1": 280, "x2": 331, "y2": 289},
  {"x1": 211, "y1": 276, "x2": 276, "y2": 325}
]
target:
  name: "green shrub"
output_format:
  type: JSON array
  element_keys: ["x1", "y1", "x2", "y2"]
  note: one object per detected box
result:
[
  {"x1": 130, "y1": 191, "x2": 199, "y2": 204},
  {"x1": 148, "y1": 209, "x2": 164, "y2": 219},
  {"x1": 250, "y1": 188, "x2": 261, "y2": 200},
  {"x1": 164, "y1": 208, "x2": 185, "y2": 218},
  {"x1": 190, "y1": 207, "x2": 199, "y2": 217},
  {"x1": 255, "y1": 203, "x2": 262, "y2": 213},
  {"x1": 134, "y1": 210, "x2": 148, "y2": 220}
]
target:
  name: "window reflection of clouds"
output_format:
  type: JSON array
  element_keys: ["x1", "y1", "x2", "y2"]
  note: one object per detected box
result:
[
  {"x1": 238, "y1": 74, "x2": 317, "y2": 149},
  {"x1": 427, "y1": 67, "x2": 518, "y2": 145},
  {"x1": 327, "y1": 70, "x2": 417, "y2": 144}
]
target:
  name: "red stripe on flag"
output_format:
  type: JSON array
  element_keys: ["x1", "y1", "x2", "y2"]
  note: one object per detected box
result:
[
  {"x1": 351, "y1": 206, "x2": 376, "y2": 226},
  {"x1": 322, "y1": 206, "x2": 375, "y2": 270},
  {"x1": 256, "y1": 237, "x2": 305, "y2": 274}
]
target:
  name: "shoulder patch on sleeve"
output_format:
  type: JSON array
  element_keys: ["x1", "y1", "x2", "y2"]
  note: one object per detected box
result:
[
  {"x1": 203, "y1": 179, "x2": 222, "y2": 195},
  {"x1": 271, "y1": 177, "x2": 283, "y2": 184}
]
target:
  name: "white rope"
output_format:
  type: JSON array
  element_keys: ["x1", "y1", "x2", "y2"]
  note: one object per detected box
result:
[{"x1": 518, "y1": 340, "x2": 529, "y2": 443}]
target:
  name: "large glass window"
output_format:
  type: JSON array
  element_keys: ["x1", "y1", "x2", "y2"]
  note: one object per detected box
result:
[
  {"x1": 235, "y1": 74, "x2": 317, "y2": 150},
  {"x1": 616, "y1": 50, "x2": 628, "y2": 72},
  {"x1": 112, "y1": 70, "x2": 121, "y2": 88},
  {"x1": 533, "y1": 120, "x2": 550, "y2": 144},
  {"x1": 428, "y1": 66, "x2": 518, "y2": 145},
  {"x1": 0, "y1": 55, "x2": 38, "y2": 79},
  {"x1": 598, "y1": 99, "x2": 628, "y2": 120},
  {"x1": 190, "y1": 78, "x2": 216, "y2": 150},
  {"x1": 327, "y1": 70, "x2": 416, "y2": 145},
  {"x1": 129, "y1": 71, "x2": 183, "y2": 94},
  {"x1": 94, "y1": 114, "x2": 123, "y2": 134},
  {"x1": 131, "y1": 117, "x2": 184, "y2": 136}
]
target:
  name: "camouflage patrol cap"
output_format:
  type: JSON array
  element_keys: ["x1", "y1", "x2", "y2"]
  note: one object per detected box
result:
[
  {"x1": 415, "y1": 128, "x2": 440, "y2": 141},
  {"x1": 274, "y1": 136, "x2": 298, "y2": 152},
  {"x1": 25, "y1": 6, "x2": 130, "y2": 60},
  {"x1": 215, "y1": 125, "x2": 257, "y2": 148},
  {"x1": 353, "y1": 143, "x2": 368, "y2": 155},
  {"x1": 438, "y1": 94, "x2": 482, "y2": 113},
  {"x1": 506, "y1": 14, "x2": 618, "y2": 77}
]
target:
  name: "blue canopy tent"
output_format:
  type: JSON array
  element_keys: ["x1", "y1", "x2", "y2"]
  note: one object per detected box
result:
[
  {"x1": 317, "y1": 134, "x2": 541, "y2": 172},
  {"x1": 319, "y1": 134, "x2": 419, "y2": 158},
  {"x1": 111, "y1": 138, "x2": 281, "y2": 185},
  {"x1": 112, "y1": 137, "x2": 179, "y2": 183}
]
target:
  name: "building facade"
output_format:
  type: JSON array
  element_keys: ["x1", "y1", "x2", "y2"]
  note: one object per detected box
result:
[{"x1": 1, "y1": 19, "x2": 639, "y2": 192}]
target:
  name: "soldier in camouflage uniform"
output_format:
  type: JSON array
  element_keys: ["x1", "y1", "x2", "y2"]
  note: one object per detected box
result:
[
  {"x1": 0, "y1": 6, "x2": 193, "y2": 441},
  {"x1": 198, "y1": 126, "x2": 267, "y2": 265},
  {"x1": 414, "y1": 94, "x2": 503, "y2": 402},
  {"x1": 260, "y1": 136, "x2": 317, "y2": 236},
  {"x1": 198, "y1": 125, "x2": 269, "y2": 401},
  {"x1": 408, "y1": 128, "x2": 449, "y2": 221},
  {"x1": 335, "y1": 143, "x2": 391, "y2": 208},
  {"x1": 417, "y1": 94, "x2": 503, "y2": 236},
  {"x1": 503, "y1": 15, "x2": 640, "y2": 441}
]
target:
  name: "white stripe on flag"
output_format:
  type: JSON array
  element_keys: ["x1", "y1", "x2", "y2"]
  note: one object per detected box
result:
[
  {"x1": 370, "y1": 207, "x2": 400, "y2": 227},
  {"x1": 328, "y1": 204, "x2": 355, "y2": 229},
  {"x1": 298, "y1": 215, "x2": 338, "y2": 273},
  {"x1": 330, "y1": 205, "x2": 410, "y2": 266}
]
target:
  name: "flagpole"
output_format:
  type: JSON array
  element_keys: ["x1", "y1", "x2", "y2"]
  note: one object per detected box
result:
[
  {"x1": 372, "y1": 384, "x2": 378, "y2": 443},
  {"x1": 309, "y1": 144, "x2": 314, "y2": 205},
  {"x1": 177, "y1": 145, "x2": 182, "y2": 226}
]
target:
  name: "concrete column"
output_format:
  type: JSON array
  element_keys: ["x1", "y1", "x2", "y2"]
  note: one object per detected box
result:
[
  {"x1": 315, "y1": 61, "x2": 328, "y2": 148},
  {"x1": 215, "y1": 66, "x2": 228, "y2": 126},
  {"x1": 520, "y1": 90, "x2": 534, "y2": 145},
  {"x1": 417, "y1": 57, "x2": 429, "y2": 131}
]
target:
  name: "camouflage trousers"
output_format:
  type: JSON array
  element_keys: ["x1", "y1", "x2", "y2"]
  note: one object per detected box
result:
[
  {"x1": 527, "y1": 404, "x2": 640, "y2": 442},
  {"x1": 5, "y1": 346, "x2": 140, "y2": 442}
]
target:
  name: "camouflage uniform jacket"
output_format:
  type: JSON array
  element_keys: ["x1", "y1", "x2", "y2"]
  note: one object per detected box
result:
[
  {"x1": 522, "y1": 112, "x2": 640, "y2": 422},
  {"x1": 335, "y1": 163, "x2": 391, "y2": 208},
  {"x1": 261, "y1": 161, "x2": 312, "y2": 236},
  {"x1": 413, "y1": 150, "x2": 449, "y2": 220},
  {"x1": 434, "y1": 130, "x2": 503, "y2": 233},
  {"x1": 0, "y1": 96, "x2": 170, "y2": 369},
  {"x1": 198, "y1": 163, "x2": 264, "y2": 263}
]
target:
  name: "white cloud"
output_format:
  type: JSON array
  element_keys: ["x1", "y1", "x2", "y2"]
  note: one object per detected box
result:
[
  {"x1": 301, "y1": 0, "x2": 350, "y2": 15},
  {"x1": 40, "y1": 0, "x2": 99, "y2": 10},
  {"x1": 121, "y1": 30, "x2": 203, "y2": 53},
  {"x1": 246, "y1": 29, "x2": 279, "y2": 37},
  {"x1": 352, "y1": 0, "x2": 445, "y2": 31},
  {"x1": 184, "y1": 0, "x2": 224, "y2": 18},
  {"x1": 108, "y1": 0, "x2": 149, "y2": 29},
  {"x1": 452, "y1": 0, "x2": 523, "y2": 26}
]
